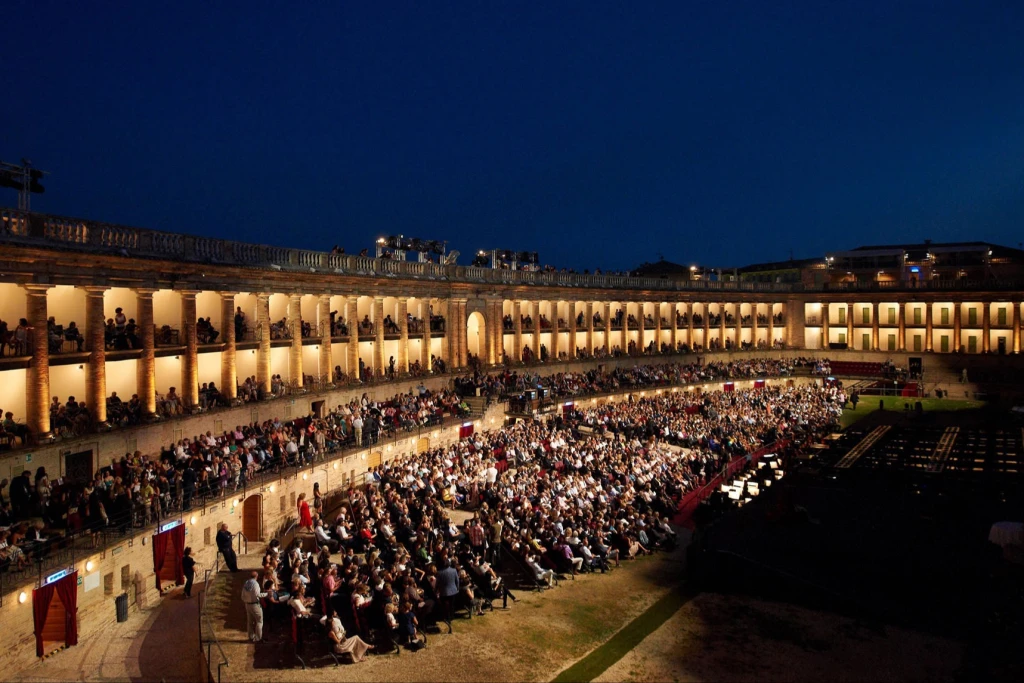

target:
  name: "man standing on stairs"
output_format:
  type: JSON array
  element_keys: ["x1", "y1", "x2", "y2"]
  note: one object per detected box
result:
[{"x1": 217, "y1": 522, "x2": 239, "y2": 572}]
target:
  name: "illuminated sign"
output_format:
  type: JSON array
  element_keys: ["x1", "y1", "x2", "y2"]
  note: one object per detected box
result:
[
  {"x1": 159, "y1": 520, "x2": 182, "y2": 533},
  {"x1": 44, "y1": 568, "x2": 73, "y2": 586}
]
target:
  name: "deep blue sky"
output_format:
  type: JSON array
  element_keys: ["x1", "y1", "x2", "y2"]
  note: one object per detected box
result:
[{"x1": 4, "y1": 1, "x2": 1024, "y2": 270}]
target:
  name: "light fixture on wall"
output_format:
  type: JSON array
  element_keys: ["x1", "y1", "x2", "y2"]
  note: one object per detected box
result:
[
  {"x1": 333, "y1": 462, "x2": 338, "y2": 470},
  {"x1": 175, "y1": 355, "x2": 180, "y2": 360},
  {"x1": 78, "y1": 365, "x2": 84, "y2": 370},
  {"x1": 302, "y1": 472, "x2": 308, "y2": 480},
  {"x1": 269, "y1": 484, "x2": 275, "y2": 493},
  {"x1": 85, "y1": 560, "x2": 94, "y2": 572},
  {"x1": 19, "y1": 591, "x2": 27, "y2": 604},
  {"x1": 190, "y1": 515, "x2": 197, "y2": 525}
]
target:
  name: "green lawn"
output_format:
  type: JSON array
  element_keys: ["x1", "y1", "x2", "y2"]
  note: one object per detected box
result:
[{"x1": 840, "y1": 397, "x2": 986, "y2": 429}]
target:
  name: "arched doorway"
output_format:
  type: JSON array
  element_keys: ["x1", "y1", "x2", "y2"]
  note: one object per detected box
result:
[
  {"x1": 467, "y1": 311, "x2": 486, "y2": 361},
  {"x1": 242, "y1": 494, "x2": 263, "y2": 542}
]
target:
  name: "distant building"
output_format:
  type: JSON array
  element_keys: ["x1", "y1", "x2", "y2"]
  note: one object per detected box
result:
[{"x1": 824, "y1": 241, "x2": 1024, "y2": 284}]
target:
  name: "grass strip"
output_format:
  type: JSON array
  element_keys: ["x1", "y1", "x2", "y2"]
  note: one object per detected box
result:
[{"x1": 551, "y1": 586, "x2": 698, "y2": 683}]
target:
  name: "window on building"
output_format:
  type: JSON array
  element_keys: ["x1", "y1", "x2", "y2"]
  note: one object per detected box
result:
[
  {"x1": 968, "y1": 309, "x2": 977, "y2": 326},
  {"x1": 941, "y1": 308, "x2": 949, "y2": 325},
  {"x1": 998, "y1": 308, "x2": 1007, "y2": 326},
  {"x1": 888, "y1": 307, "x2": 896, "y2": 324},
  {"x1": 862, "y1": 308, "x2": 870, "y2": 324},
  {"x1": 913, "y1": 308, "x2": 922, "y2": 325},
  {"x1": 838, "y1": 308, "x2": 846, "y2": 325}
]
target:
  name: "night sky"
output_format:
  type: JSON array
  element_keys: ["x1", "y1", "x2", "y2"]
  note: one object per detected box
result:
[{"x1": 4, "y1": 1, "x2": 1024, "y2": 271}]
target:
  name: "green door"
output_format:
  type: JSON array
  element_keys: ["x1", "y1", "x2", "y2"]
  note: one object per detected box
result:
[
  {"x1": 913, "y1": 335, "x2": 922, "y2": 352},
  {"x1": 941, "y1": 308, "x2": 949, "y2": 325},
  {"x1": 968, "y1": 336, "x2": 977, "y2": 353},
  {"x1": 940, "y1": 335, "x2": 949, "y2": 353},
  {"x1": 887, "y1": 333, "x2": 896, "y2": 351},
  {"x1": 913, "y1": 308, "x2": 922, "y2": 325},
  {"x1": 862, "y1": 333, "x2": 870, "y2": 350},
  {"x1": 968, "y1": 309, "x2": 977, "y2": 326},
  {"x1": 998, "y1": 308, "x2": 1007, "y2": 326}
]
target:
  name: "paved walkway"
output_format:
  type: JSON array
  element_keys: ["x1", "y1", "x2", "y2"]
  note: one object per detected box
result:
[{"x1": 15, "y1": 582, "x2": 205, "y2": 683}]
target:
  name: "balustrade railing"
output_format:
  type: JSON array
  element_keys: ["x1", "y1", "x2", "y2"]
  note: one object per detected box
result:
[{"x1": 5, "y1": 208, "x2": 1024, "y2": 294}]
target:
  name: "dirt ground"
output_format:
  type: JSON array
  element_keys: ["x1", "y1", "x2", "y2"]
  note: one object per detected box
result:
[
  {"x1": 208, "y1": 534, "x2": 689, "y2": 683},
  {"x1": 594, "y1": 592, "x2": 964, "y2": 683}
]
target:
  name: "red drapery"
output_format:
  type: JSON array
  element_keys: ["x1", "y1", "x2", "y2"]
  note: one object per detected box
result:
[
  {"x1": 459, "y1": 424, "x2": 474, "y2": 439},
  {"x1": 152, "y1": 528, "x2": 170, "y2": 590},
  {"x1": 33, "y1": 582, "x2": 55, "y2": 657},
  {"x1": 55, "y1": 571, "x2": 78, "y2": 650},
  {"x1": 169, "y1": 524, "x2": 186, "y2": 586},
  {"x1": 723, "y1": 382, "x2": 735, "y2": 392},
  {"x1": 754, "y1": 379, "x2": 766, "y2": 389},
  {"x1": 153, "y1": 525, "x2": 185, "y2": 590}
]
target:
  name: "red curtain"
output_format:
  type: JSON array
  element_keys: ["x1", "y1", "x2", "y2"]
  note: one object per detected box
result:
[
  {"x1": 33, "y1": 583, "x2": 56, "y2": 657},
  {"x1": 152, "y1": 529, "x2": 170, "y2": 590},
  {"x1": 723, "y1": 382, "x2": 735, "y2": 392},
  {"x1": 459, "y1": 424, "x2": 474, "y2": 439},
  {"x1": 55, "y1": 572, "x2": 78, "y2": 649},
  {"x1": 170, "y1": 525, "x2": 186, "y2": 585},
  {"x1": 754, "y1": 379, "x2": 766, "y2": 389}
]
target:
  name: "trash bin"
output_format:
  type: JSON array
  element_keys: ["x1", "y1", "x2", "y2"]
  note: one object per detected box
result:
[{"x1": 115, "y1": 592, "x2": 129, "y2": 623}]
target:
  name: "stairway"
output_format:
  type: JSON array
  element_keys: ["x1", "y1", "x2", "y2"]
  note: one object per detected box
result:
[{"x1": 462, "y1": 395, "x2": 488, "y2": 417}]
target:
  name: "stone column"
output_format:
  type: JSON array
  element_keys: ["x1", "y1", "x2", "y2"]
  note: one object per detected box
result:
[
  {"x1": 513, "y1": 300, "x2": 523, "y2": 362},
  {"x1": 637, "y1": 303, "x2": 646, "y2": 355},
  {"x1": 346, "y1": 296, "x2": 359, "y2": 380},
  {"x1": 532, "y1": 301, "x2": 541, "y2": 361},
  {"x1": 982, "y1": 302, "x2": 991, "y2": 353},
  {"x1": 24, "y1": 284, "x2": 52, "y2": 438},
  {"x1": 257, "y1": 293, "x2": 272, "y2": 392},
  {"x1": 318, "y1": 294, "x2": 332, "y2": 385},
  {"x1": 84, "y1": 286, "x2": 108, "y2": 427},
  {"x1": 421, "y1": 299, "x2": 432, "y2": 371},
  {"x1": 897, "y1": 303, "x2": 906, "y2": 352},
  {"x1": 1014, "y1": 302, "x2": 1021, "y2": 355},
  {"x1": 688, "y1": 302, "x2": 695, "y2": 349},
  {"x1": 953, "y1": 301, "x2": 962, "y2": 353},
  {"x1": 373, "y1": 296, "x2": 385, "y2": 376},
  {"x1": 397, "y1": 297, "x2": 409, "y2": 372},
  {"x1": 670, "y1": 302, "x2": 678, "y2": 351},
  {"x1": 925, "y1": 303, "x2": 934, "y2": 352},
  {"x1": 136, "y1": 288, "x2": 157, "y2": 416},
  {"x1": 288, "y1": 294, "x2": 303, "y2": 387},
  {"x1": 439, "y1": 298, "x2": 452, "y2": 367},
  {"x1": 846, "y1": 303, "x2": 854, "y2": 349},
  {"x1": 872, "y1": 301, "x2": 880, "y2": 351},
  {"x1": 719, "y1": 303, "x2": 726, "y2": 349},
  {"x1": 488, "y1": 300, "x2": 500, "y2": 364},
  {"x1": 702, "y1": 303, "x2": 710, "y2": 349},
  {"x1": 751, "y1": 303, "x2": 759, "y2": 349},
  {"x1": 821, "y1": 302, "x2": 829, "y2": 350},
  {"x1": 585, "y1": 302, "x2": 595, "y2": 356},
  {"x1": 221, "y1": 292, "x2": 238, "y2": 399},
  {"x1": 603, "y1": 302, "x2": 612, "y2": 354},
  {"x1": 767, "y1": 303, "x2": 774, "y2": 346},
  {"x1": 734, "y1": 303, "x2": 742, "y2": 349},
  {"x1": 568, "y1": 302, "x2": 577, "y2": 359},
  {"x1": 180, "y1": 290, "x2": 199, "y2": 409},
  {"x1": 549, "y1": 301, "x2": 559, "y2": 361},
  {"x1": 619, "y1": 304, "x2": 628, "y2": 356},
  {"x1": 654, "y1": 303, "x2": 662, "y2": 353}
]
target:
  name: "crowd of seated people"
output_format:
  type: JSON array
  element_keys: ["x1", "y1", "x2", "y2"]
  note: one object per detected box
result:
[
  {"x1": 457, "y1": 359, "x2": 800, "y2": 405},
  {"x1": 253, "y1": 378, "x2": 840, "y2": 654}
]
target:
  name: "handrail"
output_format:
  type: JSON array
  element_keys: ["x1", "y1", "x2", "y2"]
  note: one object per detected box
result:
[{"x1": 198, "y1": 565, "x2": 229, "y2": 683}]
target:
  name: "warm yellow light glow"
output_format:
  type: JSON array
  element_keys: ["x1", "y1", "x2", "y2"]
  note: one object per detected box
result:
[
  {"x1": 85, "y1": 560, "x2": 95, "y2": 572},
  {"x1": 18, "y1": 592, "x2": 27, "y2": 604},
  {"x1": 190, "y1": 515, "x2": 197, "y2": 525}
]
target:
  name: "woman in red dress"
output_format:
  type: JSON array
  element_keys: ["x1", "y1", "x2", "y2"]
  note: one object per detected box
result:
[{"x1": 297, "y1": 492, "x2": 313, "y2": 533}]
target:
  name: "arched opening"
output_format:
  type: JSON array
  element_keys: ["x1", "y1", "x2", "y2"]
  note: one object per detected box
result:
[
  {"x1": 467, "y1": 311, "x2": 486, "y2": 360},
  {"x1": 242, "y1": 494, "x2": 263, "y2": 542}
]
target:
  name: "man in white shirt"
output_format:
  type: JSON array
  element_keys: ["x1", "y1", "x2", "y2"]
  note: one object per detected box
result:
[{"x1": 241, "y1": 571, "x2": 267, "y2": 642}]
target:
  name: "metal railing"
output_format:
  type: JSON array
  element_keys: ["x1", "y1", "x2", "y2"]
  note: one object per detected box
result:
[
  {"x1": 198, "y1": 565, "x2": 229, "y2": 683},
  {"x1": 0, "y1": 409, "x2": 473, "y2": 603}
]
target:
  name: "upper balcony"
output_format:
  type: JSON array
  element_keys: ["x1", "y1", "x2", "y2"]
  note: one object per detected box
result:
[{"x1": 0, "y1": 208, "x2": 793, "y2": 294}]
